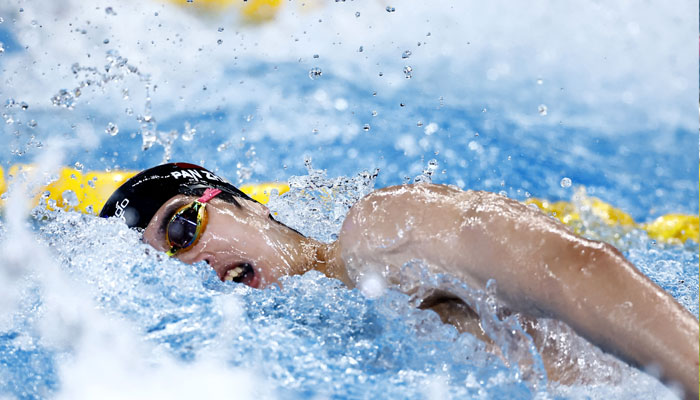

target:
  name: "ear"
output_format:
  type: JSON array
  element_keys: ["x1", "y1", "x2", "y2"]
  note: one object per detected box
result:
[{"x1": 241, "y1": 198, "x2": 271, "y2": 218}]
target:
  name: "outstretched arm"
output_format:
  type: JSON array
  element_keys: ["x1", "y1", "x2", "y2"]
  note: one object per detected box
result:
[
  {"x1": 338, "y1": 185, "x2": 698, "y2": 398},
  {"x1": 457, "y1": 191, "x2": 699, "y2": 398}
]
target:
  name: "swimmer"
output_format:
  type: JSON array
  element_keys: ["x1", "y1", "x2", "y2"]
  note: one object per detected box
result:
[{"x1": 100, "y1": 162, "x2": 699, "y2": 399}]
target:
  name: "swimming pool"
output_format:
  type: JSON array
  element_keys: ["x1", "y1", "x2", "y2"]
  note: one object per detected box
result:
[{"x1": 0, "y1": 0, "x2": 697, "y2": 398}]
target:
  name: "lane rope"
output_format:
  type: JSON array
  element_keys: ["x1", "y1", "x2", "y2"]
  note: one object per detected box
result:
[{"x1": 0, "y1": 165, "x2": 696, "y2": 244}]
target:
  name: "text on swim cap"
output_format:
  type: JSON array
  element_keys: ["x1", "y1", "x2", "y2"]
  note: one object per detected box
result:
[
  {"x1": 170, "y1": 169, "x2": 225, "y2": 183},
  {"x1": 114, "y1": 198, "x2": 129, "y2": 220}
]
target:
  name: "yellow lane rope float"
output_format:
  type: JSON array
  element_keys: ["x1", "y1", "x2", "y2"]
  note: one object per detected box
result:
[
  {"x1": 0, "y1": 165, "x2": 697, "y2": 244},
  {"x1": 166, "y1": 0, "x2": 284, "y2": 23}
]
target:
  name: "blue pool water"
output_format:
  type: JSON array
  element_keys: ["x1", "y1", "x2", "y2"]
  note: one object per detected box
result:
[{"x1": 0, "y1": 0, "x2": 697, "y2": 399}]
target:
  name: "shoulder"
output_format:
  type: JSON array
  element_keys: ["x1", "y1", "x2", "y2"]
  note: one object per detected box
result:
[
  {"x1": 338, "y1": 183, "x2": 478, "y2": 241},
  {"x1": 346, "y1": 183, "x2": 500, "y2": 217}
]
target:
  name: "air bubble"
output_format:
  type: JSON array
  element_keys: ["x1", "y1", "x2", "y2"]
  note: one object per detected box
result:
[
  {"x1": 217, "y1": 39, "x2": 223, "y2": 45},
  {"x1": 403, "y1": 66, "x2": 412, "y2": 79},
  {"x1": 371, "y1": 110, "x2": 377, "y2": 117},
  {"x1": 218, "y1": 27, "x2": 224, "y2": 32},
  {"x1": 401, "y1": 50, "x2": 411, "y2": 59},
  {"x1": 105, "y1": 122, "x2": 119, "y2": 136},
  {"x1": 103, "y1": 39, "x2": 110, "y2": 44},
  {"x1": 355, "y1": 11, "x2": 360, "y2": 17},
  {"x1": 363, "y1": 124, "x2": 370, "y2": 131},
  {"x1": 105, "y1": 7, "x2": 116, "y2": 15},
  {"x1": 538, "y1": 104, "x2": 548, "y2": 116},
  {"x1": 560, "y1": 177, "x2": 572, "y2": 188},
  {"x1": 309, "y1": 67, "x2": 322, "y2": 80},
  {"x1": 537, "y1": 78, "x2": 543, "y2": 85},
  {"x1": 386, "y1": 6, "x2": 395, "y2": 12},
  {"x1": 0, "y1": 43, "x2": 4, "y2": 54}
]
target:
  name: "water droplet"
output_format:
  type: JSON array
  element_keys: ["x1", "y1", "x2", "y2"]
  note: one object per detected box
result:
[
  {"x1": 308, "y1": 67, "x2": 322, "y2": 80},
  {"x1": 62, "y1": 190, "x2": 79, "y2": 207},
  {"x1": 403, "y1": 66, "x2": 412, "y2": 79},
  {"x1": 217, "y1": 142, "x2": 230, "y2": 152},
  {"x1": 217, "y1": 39, "x2": 223, "y2": 45},
  {"x1": 363, "y1": 124, "x2": 370, "y2": 131},
  {"x1": 105, "y1": 7, "x2": 117, "y2": 16},
  {"x1": 20, "y1": 102, "x2": 28, "y2": 110},
  {"x1": 401, "y1": 50, "x2": 411, "y2": 59},
  {"x1": 313, "y1": 54, "x2": 319, "y2": 59},
  {"x1": 538, "y1": 104, "x2": 548, "y2": 116},
  {"x1": 74, "y1": 162, "x2": 84, "y2": 171},
  {"x1": 27, "y1": 120, "x2": 37, "y2": 128},
  {"x1": 105, "y1": 122, "x2": 119, "y2": 136},
  {"x1": 103, "y1": 38, "x2": 110, "y2": 44},
  {"x1": 386, "y1": 6, "x2": 395, "y2": 12},
  {"x1": 218, "y1": 27, "x2": 224, "y2": 32},
  {"x1": 355, "y1": 11, "x2": 360, "y2": 17},
  {"x1": 182, "y1": 122, "x2": 196, "y2": 141},
  {"x1": 560, "y1": 177, "x2": 572, "y2": 188},
  {"x1": 0, "y1": 43, "x2": 4, "y2": 54},
  {"x1": 358, "y1": 46, "x2": 363, "y2": 52},
  {"x1": 416, "y1": 121, "x2": 423, "y2": 127},
  {"x1": 537, "y1": 78, "x2": 543, "y2": 85},
  {"x1": 0, "y1": 17, "x2": 4, "y2": 23}
]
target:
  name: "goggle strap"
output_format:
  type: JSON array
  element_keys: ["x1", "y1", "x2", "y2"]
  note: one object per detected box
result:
[{"x1": 198, "y1": 188, "x2": 222, "y2": 203}]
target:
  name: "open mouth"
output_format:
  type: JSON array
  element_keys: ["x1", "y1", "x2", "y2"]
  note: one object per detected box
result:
[{"x1": 222, "y1": 262, "x2": 258, "y2": 287}]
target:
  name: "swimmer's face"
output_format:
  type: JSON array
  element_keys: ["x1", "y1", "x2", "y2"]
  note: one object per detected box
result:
[{"x1": 142, "y1": 195, "x2": 308, "y2": 288}]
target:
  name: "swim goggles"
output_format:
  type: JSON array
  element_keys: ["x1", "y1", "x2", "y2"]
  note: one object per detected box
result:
[{"x1": 165, "y1": 188, "x2": 222, "y2": 256}]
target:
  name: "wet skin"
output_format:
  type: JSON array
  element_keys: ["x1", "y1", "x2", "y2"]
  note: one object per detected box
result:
[{"x1": 142, "y1": 183, "x2": 698, "y2": 399}]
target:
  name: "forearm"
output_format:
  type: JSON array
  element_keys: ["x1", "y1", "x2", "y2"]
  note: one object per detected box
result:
[
  {"x1": 553, "y1": 246, "x2": 699, "y2": 397},
  {"x1": 471, "y1": 210, "x2": 699, "y2": 397}
]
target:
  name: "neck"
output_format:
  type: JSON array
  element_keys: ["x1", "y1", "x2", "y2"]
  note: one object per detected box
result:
[{"x1": 298, "y1": 237, "x2": 352, "y2": 287}]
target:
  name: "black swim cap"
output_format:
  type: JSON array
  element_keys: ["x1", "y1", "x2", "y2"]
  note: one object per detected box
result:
[{"x1": 99, "y1": 162, "x2": 254, "y2": 229}]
